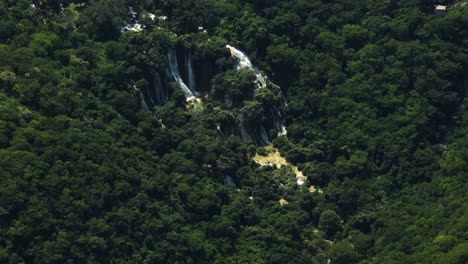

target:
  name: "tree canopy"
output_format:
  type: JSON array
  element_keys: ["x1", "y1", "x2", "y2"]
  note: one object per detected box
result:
[{"x1": 0, "y1": 0, "x2": 467, "y2": 263}]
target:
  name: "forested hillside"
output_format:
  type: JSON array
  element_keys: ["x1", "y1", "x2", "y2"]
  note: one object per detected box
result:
[{"x1": 0, "y1": 0, "x2": 467, "y2": 263}]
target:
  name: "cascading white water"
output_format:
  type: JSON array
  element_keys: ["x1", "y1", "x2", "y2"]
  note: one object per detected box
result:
[
  {"x1": 122, "y1": 6, "x2": 144, "y2": 32},
  {"x1": 271, "y1": 106, "x2": 288, "y2": 136},
  {"x1": 280, "y1": 124, "x2": 287, "y2": 135},
  {"x1": 167, "y1": 49, "x2": 196, "y2": 100},
  {"x1": 225, "y1": 44, "x2": 288, "y2": 139},
  {"x1": 129, "y1": 6, "x2": 137, "y2": 17},
  {"x1": 226, "y1": 45, "x2": 253, "y2": 70},
  {"x1": 255, "y1": 72, "x2": 267, "y2": 89},
  {"x1": 185, "y1": 49, "x2": 197, "y2": 93},
  {"x1": 216, "y1": 125, "x2": 226, "y2": 139},
  {"x1": 122, "y1": 23, "x2": 143, "y2": 32},
  {"x1": 226, "y1": 45, "x2": 267, "y2": 90}
]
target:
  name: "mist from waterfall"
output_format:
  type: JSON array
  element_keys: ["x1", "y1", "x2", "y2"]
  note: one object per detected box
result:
[{"x1": 167, "y1": 49, "x2": 196, "y2": 100}]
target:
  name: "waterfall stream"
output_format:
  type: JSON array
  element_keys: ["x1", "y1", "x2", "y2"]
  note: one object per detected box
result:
[
  {"x1": 122, "y1": 6, "x2": 144, "y2": 32},
  {"x1": 226, "y1": 45, "x2": 267, "y2": 90},
  {"x1": 224, "y1": 46, "x2": 300, "y2": 186},
  {"x1": 139, "y1": 92, "x2": 149, "y2": 111},
  {"x1": 225, "y1": 45, "x2": 253, "y2": 69},
  {"x1": 225, "y1": 44, "x2": 288, "y2": 140},
  {"x1": 185, "y1": 49, "x2": 197, "y2": 94},
  {"x1": 167, "y1": 49, "x2": 196, "y2": 100},
  {"x1": 224, "y1": 176, "x2": 237, "y2": 187},
  {"x1": 259, "y1": 125, "x2": 271, "y2": 145}
]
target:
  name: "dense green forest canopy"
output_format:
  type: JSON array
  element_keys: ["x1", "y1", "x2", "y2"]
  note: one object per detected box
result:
[{"x1": 0, "y1": 0, "x2": 467, "y2": 263}]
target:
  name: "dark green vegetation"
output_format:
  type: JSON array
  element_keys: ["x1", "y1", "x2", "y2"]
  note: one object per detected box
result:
[{"x1": 1, "y1": 0, "x2": 468, "y2": 263}]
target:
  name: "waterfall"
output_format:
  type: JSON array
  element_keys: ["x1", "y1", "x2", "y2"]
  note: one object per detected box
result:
[
  {"x1": 225, "y1": 44, "x2": 288, "y2": 141},
  {"x1": 167, "y1": 49, "x2": 196, "y2": 100},
  {"x1": 280, "y1": 124, "x2": 287, "y2": 135},
  {"x1": 122, "y1": 6, "x2": 144, "y2": 32},
  {"x1": 239, "y1": 123, "x2": 252, "y2": 141},
  {"x1": 140, "y1": 99, "x2": 149, "y2": 110},
  {"x1": 139, "y1": 92, "x2": 149, "y2": 110},
  {"x1": 224, "y1": 176, "x2": 237, "y2": 187},
  {"x1": 271, "y1": 106, "x2": 288, "y2": 136},
  {"x1": 216, "y1": 125, "x2": 226, "y2": 139},
  {"x1": 129, "y1": 6, "x2": 137, "y2": 18},
  {"x1": 255, "y1": 72, "x2": 267, "y2": 89},
  {"x1": 238, "y1": 121, "x2": 270, "y2": 146},
  {"x1": 122, "y1": 23, "x2": 143, "y2": 32},
  {"x1": 185, "y1": 49, "x2": 198, "y2": 94},
  {"x1": 226, "y1": 45, "x2": 253, "y2": 70},
  {"x1": 152, "y1": 72, "x2": 168, "y2": 105},
  {"x1": 259, "y1": 125, "x2": 271, "y2": 145},
  {"x1": 226, "y1": 45, "x2": 267, "y2": 90}
]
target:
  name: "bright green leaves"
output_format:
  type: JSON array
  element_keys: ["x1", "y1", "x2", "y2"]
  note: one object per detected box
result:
[{"x1": 29, "y1": 33, "x2": 60, "y2": 56}]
